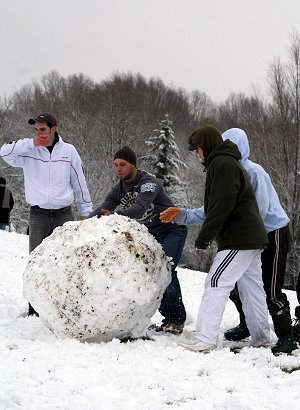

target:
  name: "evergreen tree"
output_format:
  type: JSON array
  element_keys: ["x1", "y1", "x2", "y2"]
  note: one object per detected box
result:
[{"x1": 141, "y1": 114, "x2": 187, "y2": 204}]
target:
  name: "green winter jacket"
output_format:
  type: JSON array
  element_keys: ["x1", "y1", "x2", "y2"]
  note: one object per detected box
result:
[{"x1": 195, "y1": 139, "x2": 268, "y2": 251}]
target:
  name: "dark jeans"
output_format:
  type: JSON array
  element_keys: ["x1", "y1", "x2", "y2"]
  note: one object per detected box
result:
[
  {"x1": 154, "y1": 225, "x2": 187, "y2": 325},
  {"x1": 29, "y1": 206, "x2": 74, "y2": 252}
]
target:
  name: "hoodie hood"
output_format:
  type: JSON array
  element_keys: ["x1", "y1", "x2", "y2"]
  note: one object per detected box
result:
[
  {"x1": 206, "y1": 139, "x2": 242, "y2": 167},
  {"x1": 188, "y1": 125, "x2": 223, "y2": 159},
  {"x1": 221, "y1": 128, "x2": 250, "y2": 164}
]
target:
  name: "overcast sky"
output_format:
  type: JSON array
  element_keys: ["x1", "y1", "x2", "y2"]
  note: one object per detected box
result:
[{"x1": 0, "y1": 0, "x2": 299, "y2": 102}]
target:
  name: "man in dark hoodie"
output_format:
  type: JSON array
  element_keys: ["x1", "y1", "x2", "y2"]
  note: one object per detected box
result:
[
  {"x1": 161, "y1": 125, "x2": 270, "y2": 352},
  {"x1": 89, "y1": 146, "x2": 188, "y2": 334}
]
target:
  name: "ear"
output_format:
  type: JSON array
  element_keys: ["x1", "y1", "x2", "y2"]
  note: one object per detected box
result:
[{"x1": 51, "y1": 125, "x2": 57, "y2": 133}]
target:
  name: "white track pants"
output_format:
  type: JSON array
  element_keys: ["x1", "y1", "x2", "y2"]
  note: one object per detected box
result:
[{"x1": 196, "y1": 249, "x2": 270, "y2": 347}]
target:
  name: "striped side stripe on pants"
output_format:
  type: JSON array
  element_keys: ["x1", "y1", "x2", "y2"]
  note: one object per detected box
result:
[{"x1": 211, "y1": 249, "x2": 239, "y2": 287}]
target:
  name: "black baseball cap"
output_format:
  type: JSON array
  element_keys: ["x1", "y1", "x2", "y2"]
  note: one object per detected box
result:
[{"x1": 28, "y1": 113, "x2": 57, "y2": 127}]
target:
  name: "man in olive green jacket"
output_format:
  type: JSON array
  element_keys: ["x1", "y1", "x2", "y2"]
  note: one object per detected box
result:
[{"x1": 161, "y1": 125, "x2": 270, "y2": 352}]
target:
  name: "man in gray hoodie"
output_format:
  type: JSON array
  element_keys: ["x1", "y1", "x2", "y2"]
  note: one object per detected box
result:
[{"x1": 90, "y1": 146, "x2": 188, "y2": 335}]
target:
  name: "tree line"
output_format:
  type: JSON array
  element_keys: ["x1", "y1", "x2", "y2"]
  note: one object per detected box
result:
[{"x1": 0, "y1": 31, "x2": 299, "y2": 289}]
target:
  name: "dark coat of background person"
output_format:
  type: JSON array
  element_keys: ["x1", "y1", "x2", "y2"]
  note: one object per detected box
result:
[{"x1": 0, "y1": 177, "x2": 14, "y2": 226}]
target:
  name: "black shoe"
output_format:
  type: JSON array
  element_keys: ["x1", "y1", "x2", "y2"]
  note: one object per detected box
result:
[
  {"x1": 224, "y1": 323, "x2": 250, "y2": 341},
  {"x1": 271, "y1": 335, "x2": 297, "y2": 355},
  {"x1": 28, "y1": 311, "x2": 39, "y2": 317},
  {"x1": 292, "y1": 319, "x2": 300, "y2": 344},
  {"x1": 164, "y1": 321, "x2": 184, "y2": 335},
  {"x1": 28, "y1": 304, "x2": 39, "y2": 317},
  {"x1": 148, "y1": 323, "x2": 166, "y2": 332}
]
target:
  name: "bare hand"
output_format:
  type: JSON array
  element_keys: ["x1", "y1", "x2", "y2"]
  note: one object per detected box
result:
[
  {"x1": 33, "y1": 135, "x2": 51, "y2": 146},
  {"x1": 160, "y1": 207, "x2": 181, "y2": 223},
  {"x1": 101, "y1": 208, "x2": 111, "y2": 216}
]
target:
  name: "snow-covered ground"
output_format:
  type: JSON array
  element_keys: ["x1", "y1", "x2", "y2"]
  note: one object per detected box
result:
[{"x1": 1, "y1": 230, "x2": 299, "y2": 410}]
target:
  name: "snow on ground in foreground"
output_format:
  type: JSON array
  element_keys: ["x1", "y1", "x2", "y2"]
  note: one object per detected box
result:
[{"x1": 1, "y1": 230, "x2": 299, "y2": 410}]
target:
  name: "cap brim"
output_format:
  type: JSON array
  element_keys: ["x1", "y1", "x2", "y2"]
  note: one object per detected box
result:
[
  {"x1": 188, "y1": 144, "x2": 197, "y2": 151},
  {"x1": 28, "y1": 117, "x2": 48, "y2": 125}
]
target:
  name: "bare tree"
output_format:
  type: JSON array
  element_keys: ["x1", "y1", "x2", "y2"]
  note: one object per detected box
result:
[{"x1": 266, "y1": 29, "x2": 300, "y2": 287}]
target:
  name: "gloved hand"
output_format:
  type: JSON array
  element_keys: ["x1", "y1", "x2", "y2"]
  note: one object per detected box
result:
[{"x1": 160, "y1": 207, "x2": 181, "y2": 223}]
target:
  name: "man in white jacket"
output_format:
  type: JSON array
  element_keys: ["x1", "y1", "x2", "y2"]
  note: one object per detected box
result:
[{"x1": 0, "y1": 113, "x2": 93, "y2": 316}]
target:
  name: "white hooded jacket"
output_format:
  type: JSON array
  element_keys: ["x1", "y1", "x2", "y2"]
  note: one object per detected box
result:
[{"x1": 221, "y1": 128, "x2": 289, "y2": 233}]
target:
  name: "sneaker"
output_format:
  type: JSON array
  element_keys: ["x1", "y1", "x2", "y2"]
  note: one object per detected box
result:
[
  {"x1": 164, "y1": 322, "x2": 184, "y2": 335},
  {"x1": 224, "y1": 323, "x2": 250, "y2": 341},
  {"x1": 177, "y1": 337, "x2": 216, "y2": 352},
  {"x1": 250, "y1": 341, "x2": 271, "y2": 349},
  {"x1": 271, "y1": 335, "x2": 297, "y2": 355}
]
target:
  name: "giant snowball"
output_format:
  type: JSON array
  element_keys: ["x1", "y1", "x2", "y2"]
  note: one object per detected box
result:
[{"x1": 23, "y1": 214, "x2": 171, "y2": 342}]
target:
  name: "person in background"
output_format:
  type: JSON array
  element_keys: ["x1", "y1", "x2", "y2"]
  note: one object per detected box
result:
[
  {"x1": 0, "y1": 113, "x2": 93, "y2": 316},
  {"x1": 160, "y1": 125, "x2": 270, "y2": 352},
  {"x1": 89, "y1": 146, "x2": 187, "y2": 334},
  {"x1": 0, "y1": 177, "x2": 14, "y2": 230},
  {"x1": 221, "y1": 128, "x2": 297, "y2": 354}
]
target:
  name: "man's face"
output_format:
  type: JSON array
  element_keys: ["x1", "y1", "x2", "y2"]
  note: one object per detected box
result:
[
  {"x1": 195, "y1": 146, "x2": 204, "y2": 160},
  {"x1": 34, "y1": 122, "x2": 56, "y2": 146},
  {"x1": 114, "y1": 159, "x2": 136, "y2": 181}
]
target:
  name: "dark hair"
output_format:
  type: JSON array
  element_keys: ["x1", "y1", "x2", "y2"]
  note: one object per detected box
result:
[{"x1": 0, "y1": 177, "x2": 6, "y2": 184}]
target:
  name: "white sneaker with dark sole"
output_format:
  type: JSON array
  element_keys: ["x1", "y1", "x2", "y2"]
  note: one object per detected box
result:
[{"x1": 177, "y1": 338, "x2": 216, "y2": 352}]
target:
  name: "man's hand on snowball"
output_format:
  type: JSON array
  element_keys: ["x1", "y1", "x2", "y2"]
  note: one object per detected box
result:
[
  {"x1": 95, "y1": 208, "x2": 111, "y2": 218},
  {"x1": 101, "y1": 208, "x2": 111, "y2": 216}
]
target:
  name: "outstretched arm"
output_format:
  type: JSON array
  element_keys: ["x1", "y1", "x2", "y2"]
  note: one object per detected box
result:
[{"x1": 160, "y1": 206, "x2": 205, "y2": 225}]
